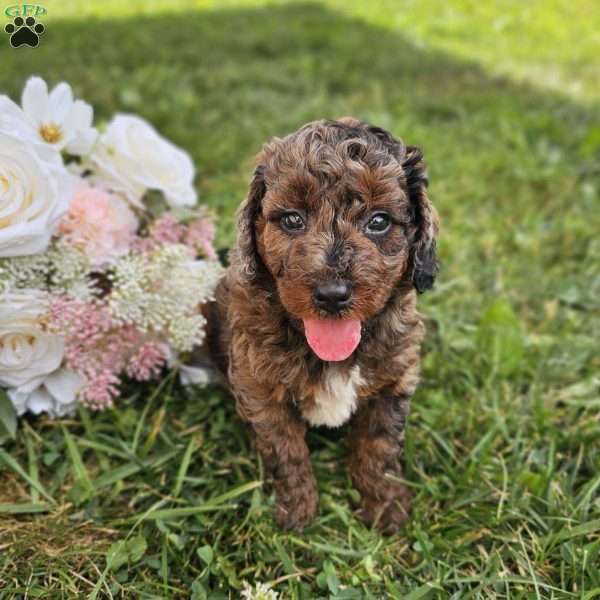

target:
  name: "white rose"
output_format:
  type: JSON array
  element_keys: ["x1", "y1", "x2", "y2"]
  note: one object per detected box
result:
[
  {"x1": 8, "y1": 368, "x2": 84, "y2": 418},
  {"x1": 0, "y1": 291, "x2": 64, "y2": 390},
  {"x1": 89, "y1": 114, "x2": 197, "y2": 209},
  {"x1": 0, "y1": 128, "x2": 73, "y2": 257}
]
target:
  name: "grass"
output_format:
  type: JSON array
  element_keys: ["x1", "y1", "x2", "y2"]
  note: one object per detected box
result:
[{"x1": 1, "y1": 0, "x2": 599, "y2": 597}]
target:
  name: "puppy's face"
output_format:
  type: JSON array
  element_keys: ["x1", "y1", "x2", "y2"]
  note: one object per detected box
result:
[
  {"x1": 237, "y1": 119, "x2": 439, "y2": 361},
  {"x1": 255, "y1": 166, "x2": 410, "y2": 324}
]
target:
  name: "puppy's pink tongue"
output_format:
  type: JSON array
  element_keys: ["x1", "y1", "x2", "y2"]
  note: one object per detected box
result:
[{"x1": 303, "y1": 318, "x2": 361, "y2": 362}]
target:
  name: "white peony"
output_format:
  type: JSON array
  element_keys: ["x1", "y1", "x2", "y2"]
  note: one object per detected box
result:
[
  {"x1": 0, "y1": 128, "x2": 73, "y2": 257},
  {"x1": 89, "y1": 114, "x2": 197, "y2": 209},
  {"x1": 8, "y1": 368, "x2": 84, "y2": 417},
  {"x1": 18, "y1": 76, "x2": 98, "y2": 155},
  {"x1": 0, "y1": 290, "x2": 64, "y2": 390}
]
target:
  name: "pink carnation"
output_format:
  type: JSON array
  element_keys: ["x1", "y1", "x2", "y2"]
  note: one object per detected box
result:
[{"x1": 59, "y1": 182, "x2": 139, "y2": 268}]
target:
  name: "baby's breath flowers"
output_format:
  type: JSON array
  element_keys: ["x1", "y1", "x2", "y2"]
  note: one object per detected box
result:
[
  {"x1": 0, "y1": 76, "x2": 222, "y2": 418},
  {"x1": 0, "y1": 243, "x2": 94, "y2": 299},
  {"x1": 110, "y1": 244, "x2": 222, "y2": 352}
]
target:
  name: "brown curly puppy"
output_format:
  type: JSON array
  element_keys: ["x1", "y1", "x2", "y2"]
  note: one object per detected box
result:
[{"x1": 206, "y1": 118, "x2": 439, "y2": 533}]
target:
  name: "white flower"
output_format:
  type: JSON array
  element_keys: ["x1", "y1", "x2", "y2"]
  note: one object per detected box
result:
[
  {"x1": 241, "y1": 582, "x2": 280, "y2": 600},
  {"x1": 0, "y1": 128, "x2": 73, "y2": 257},
  {"x1": 0, "y1": 94, "x2": 41, "y2": 146},
  {"x1": 109, "y1": 246, "x2": 223, "y2": 351},
  {"x1": 89, "y1": 114, "x2": 197, "y2": 209},
  {"x1": 164, "y1": 345, "x2": 222, "y2": 386},
  {"x1": 178, "y1": 363, "x2": 218, "y2": 386},
  {"x1": 20, "y1": 76, "x2": 98, "y2": 155},
  {"x1": 0, "y1": 244, "x2": 94, "y2": 300},
  {"x1": 0, "y1": 290, "x2": 64, "y2": 390},
  {"x1": 8, "y1": 368, "x2": 84, "y2": 417}
]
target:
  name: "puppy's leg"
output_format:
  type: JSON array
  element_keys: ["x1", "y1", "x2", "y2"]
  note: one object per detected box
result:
[
  {"x1": 250, "y1": 403, "x2": 319, "y2": 530},
  {"x1": 348, "y1": 390, "x2": 412, "y2": 534}
]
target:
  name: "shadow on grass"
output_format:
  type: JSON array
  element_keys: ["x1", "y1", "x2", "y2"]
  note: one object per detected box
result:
[{"x1": 0, "y1": 4, "x2": 596, "y2": 223}]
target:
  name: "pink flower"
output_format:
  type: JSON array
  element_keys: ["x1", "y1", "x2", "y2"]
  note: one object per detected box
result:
[
  {"x1": 184, "y1": 218, "x2": 217, "y2": 260},
  {"x1": 49, "y1": 297, "x2": 170, "y2": 410},
  {"x1": 149, "y1": 214, "x2": 186, "y2": 245},
  {"x1": 49, "y1": 297, "x2": 136, "y2": 410},
  {"x1": 132, "y1": 213, "x2": 218, "y2": 259},
  {"x1": 126, "y1": 342, "x2": 167, "y2": 381},
  {"x1": 132, "y1": 214, "x2": 186, "y2": 254},
  {"x1": 59, "y1": 182, "x2": 138, "y2": 268}
]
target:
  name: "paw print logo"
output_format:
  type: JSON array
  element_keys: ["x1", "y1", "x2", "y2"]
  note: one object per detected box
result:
[{"x1": 5, "y1": 16, "x2": 45, "y2": 48}]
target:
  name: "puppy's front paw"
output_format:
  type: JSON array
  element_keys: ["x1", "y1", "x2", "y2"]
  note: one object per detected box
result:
[
  {"x1": 273, "y1": 484, "x2": 319, "y2": 531},
  {"x1": 357, "y1": 485, "x2": 413, "y2": 534}
]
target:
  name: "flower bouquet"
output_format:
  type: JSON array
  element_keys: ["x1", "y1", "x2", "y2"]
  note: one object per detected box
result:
[{"x1": 0, "y1": 77, "x2": 223, "y2": 429}]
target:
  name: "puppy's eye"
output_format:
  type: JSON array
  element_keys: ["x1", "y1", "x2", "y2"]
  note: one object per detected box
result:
[
  {"x1": 280, "y1": 211, "x2": 305, "y2": 232},
  {"x1": 364, "y1": 213, "x2": 391, "y2": 235}
]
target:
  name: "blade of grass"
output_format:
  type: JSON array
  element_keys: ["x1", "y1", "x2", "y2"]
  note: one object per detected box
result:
[
  {"x1": 93, "y1": 462, "x2": 143, "y2": 490},
  {"x1": 93, "y1": 448, "x2": 181, "y2": 490},
  {"x1": 0, "y1": 503, "x2": 50, "y2": 514},
  {"x1": 172, "y1": 437, "x2": 197, "y2": 498},
  {"x1": 62, "y1": 426, "x2": 94, "y2": 500},
  {"x1": 273, "y1": 537, "x2": 297, "y2": 575},
  {"x1": 77, "y1": 439, "x2": 130, "y2": 460},
  {"x1": 288, "y1": 536, "x2": 369, "y2": 559},
  {"x1": 555, "y1": 519, "x2": 600, "y2": 542},
  {"x1": 24, "y1": 430, "x2": 40, "y2": 503},
  {"x1": 204, "y1": 480, "x2": 262, "y2": 505},
  {"x1": 132, "y1": 370, "x2": 176, "y2": 455},
  {"x1": 119, "y1": 481, "x2": 262, "y2": 523},
  {"x1": 0, "y1": 449, "x2": 55, "y2": 504}
]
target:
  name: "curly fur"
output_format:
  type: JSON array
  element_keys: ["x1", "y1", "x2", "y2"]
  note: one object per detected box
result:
[{"x1": 206, "y1": 118, "x2": 439, "y2": 532}]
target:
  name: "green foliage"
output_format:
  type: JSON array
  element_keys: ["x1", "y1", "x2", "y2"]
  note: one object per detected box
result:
[
  {"x1": 476, "y1": 299, "x2": 525, "y2": 377},
  {"x1": 0, "y1": 0, "x2": 599, "y2": 598},
  {"x1": 107, "y1": 535, "x2": 148, "y2": 571},
  {"x1": 0, "y1": 390, "x2": 17, "y2": 444}
]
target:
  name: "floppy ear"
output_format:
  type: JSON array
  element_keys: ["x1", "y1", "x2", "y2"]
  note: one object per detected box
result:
[
  {"x1": 402, "y1": 146, "x2": 439, "y2": 293},
  {"x1": 362, "y1": 123, "x2": 439, "y2": 292},
  {"x1": 234, "y1": 164, "x2": 266, "y2": 281}
]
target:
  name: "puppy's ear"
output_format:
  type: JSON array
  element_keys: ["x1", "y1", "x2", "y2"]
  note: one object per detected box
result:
[
  {"x1": 362, "y1": 123, "x2": 439, "y2": 292},
  {"x1": 235, "y1": 164, "x2": 266, "y2": 281},
  {"x1": 402, "y1": 146, "x2": 439, "y2": 293}
]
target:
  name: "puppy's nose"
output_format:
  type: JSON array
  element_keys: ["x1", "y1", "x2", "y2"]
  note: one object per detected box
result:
[{"x1": 313, "y1": 281, "x2": 352, "y2": 313}]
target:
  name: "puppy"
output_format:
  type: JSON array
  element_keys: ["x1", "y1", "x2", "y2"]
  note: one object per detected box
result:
[{"x1": 206, "y1": 118, "x2": 439, "y2": 533}]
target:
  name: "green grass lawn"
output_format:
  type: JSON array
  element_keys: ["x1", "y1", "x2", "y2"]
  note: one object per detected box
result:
[{"x1": 1, "y1": 1, "x2": 599, "y2": 597}]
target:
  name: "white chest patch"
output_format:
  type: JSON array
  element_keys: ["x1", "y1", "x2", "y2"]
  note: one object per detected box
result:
[{"x1": 302, "y1": 365, "x2": 365, "y2": 428}]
